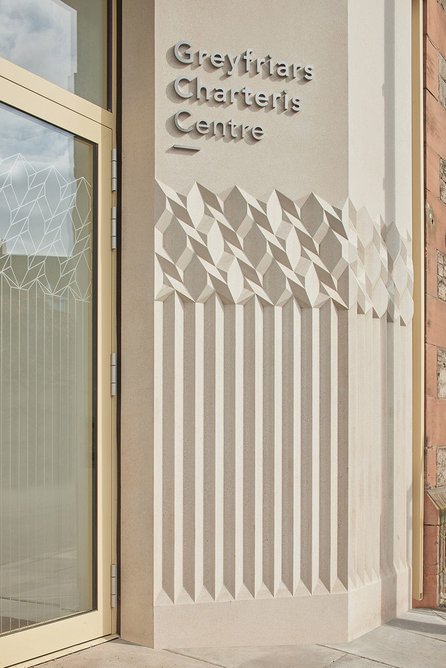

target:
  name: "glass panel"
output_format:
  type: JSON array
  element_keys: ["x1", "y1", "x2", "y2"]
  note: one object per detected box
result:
[
  {"x1": 0, "y1": 103, "x2": 96, "y2": 634},
  {"x1": 0, "y1": 0, "x2": 108, "y2": 108}
]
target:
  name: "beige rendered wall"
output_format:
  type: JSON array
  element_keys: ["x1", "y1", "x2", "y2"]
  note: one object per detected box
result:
[
  {"x1": 120, "y1": 0, "x2": 155, "y2": 646},
  {"x1": 120, "y1": 0, "x2": 413, "y2": 648}
]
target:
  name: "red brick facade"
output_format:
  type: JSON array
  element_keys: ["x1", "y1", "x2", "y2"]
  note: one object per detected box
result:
[{"x1": 422, "y1": 0, "x2": 446, "y2": 608}]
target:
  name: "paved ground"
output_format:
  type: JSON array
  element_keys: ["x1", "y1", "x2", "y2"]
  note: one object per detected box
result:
[{"x1": 37, "y1": 609, "x2": 446, "y2": 668}]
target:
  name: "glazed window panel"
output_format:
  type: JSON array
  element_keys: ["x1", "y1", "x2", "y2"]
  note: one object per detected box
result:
[
  {"x1": 0, "y1": 102, "x2": 96, "y2": 634},
  {"x1": 0, "y1": 0, "x2": 109, "y2": 108}
]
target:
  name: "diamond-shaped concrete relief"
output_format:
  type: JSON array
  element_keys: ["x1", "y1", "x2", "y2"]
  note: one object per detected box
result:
[
  {"x1": 155, "y1": 181, "x2": 413, "y2": 324},
  {"x1": 0, "y1": 154, "x2": 92, "y2": 301}
]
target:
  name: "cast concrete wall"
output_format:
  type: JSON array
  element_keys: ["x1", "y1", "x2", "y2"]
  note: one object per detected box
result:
[{"x1": 120, "y1": 0, "x2": 413, "y2": 647}]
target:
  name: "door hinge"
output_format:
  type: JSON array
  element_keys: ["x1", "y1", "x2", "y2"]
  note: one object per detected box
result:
[
  {"x1": 111, "y1": 564, "x2": 118, "y2": 608},
  {"x1": 111, "y1": 352, "x2": 118, "y2": 396},
  {"x1": 111, "y1": 206, "x2": 117, "y2": 250},
  {"x1": 111, "y1": 148, "x2": 118, "y2": 192}
]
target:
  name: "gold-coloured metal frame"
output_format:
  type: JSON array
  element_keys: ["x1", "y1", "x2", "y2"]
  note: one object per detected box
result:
[{"x1": 0, "y1": 2, "x2": 117, "y2": 665}]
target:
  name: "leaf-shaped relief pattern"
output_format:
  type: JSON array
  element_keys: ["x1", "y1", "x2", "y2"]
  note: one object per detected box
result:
[{"x1": 155, "y1": 181, "x2": 413, "y2": 325}]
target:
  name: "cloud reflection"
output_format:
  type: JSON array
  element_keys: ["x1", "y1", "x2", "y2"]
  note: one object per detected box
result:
[
  {"x1": 0, "y1": 0, "x2": 77, "y2": 92},
  {"x1": 0, "y1": 102, "x2": 73, "y2": 172},
  {"x1": 0, "y1": 104, "x2": 93, "y2": 258}
]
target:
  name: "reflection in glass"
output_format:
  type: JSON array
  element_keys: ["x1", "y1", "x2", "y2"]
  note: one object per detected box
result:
[
  {"x1": 0, "y1": 103, "x2": 95, "y2": 634},
  {"x1": 0, "y1": 0, "x2": 108, "y2": 108}
]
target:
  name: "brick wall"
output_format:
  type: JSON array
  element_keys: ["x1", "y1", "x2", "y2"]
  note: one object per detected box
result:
[{"x1": 423, "y1": 0, "x2": 446, "y2": 608}]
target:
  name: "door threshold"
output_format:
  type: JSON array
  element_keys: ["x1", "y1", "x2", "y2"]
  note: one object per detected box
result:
[{"x1": 9, "y1": 634, "x2": 119, "y2": 668}]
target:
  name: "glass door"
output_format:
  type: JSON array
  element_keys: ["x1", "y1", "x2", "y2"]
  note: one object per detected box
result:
[{"x1": 0, "y1": 72, "x2": 114, "y2": 668}]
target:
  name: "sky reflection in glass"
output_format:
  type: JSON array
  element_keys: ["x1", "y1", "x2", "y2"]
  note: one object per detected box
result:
[{"x1": 0, "y1": 0, "x2": 108, "y2": 107}]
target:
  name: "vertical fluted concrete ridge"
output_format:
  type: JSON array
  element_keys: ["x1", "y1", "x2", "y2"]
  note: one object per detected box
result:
[{"x1": 152, "y1": 182, "x2": 413, "y2": 606}]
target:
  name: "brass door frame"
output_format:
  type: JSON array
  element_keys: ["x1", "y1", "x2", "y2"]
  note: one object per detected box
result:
[{"x1": 0, "y1": 4, "x2": 117, "y2": 664}]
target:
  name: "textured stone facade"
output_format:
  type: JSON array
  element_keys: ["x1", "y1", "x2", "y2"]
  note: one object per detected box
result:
[
  {"x1": 440, "y1": 159, "x2": 446, "y2": 203},
  {"x1": 437, "y1": 448, "x2": 446, "y2": 486},
  {"x1": 423, "y1": 0, "x2": 446, "y2": 609},
  {"x1": 437, "y1": 347, "x2": 446, "y2": 398},
  {"x1": 437, "y1": 251, "x2": 446, "y2": 300},
  {"x1": 439, "y1": 53, "x2": 446, "y2": 109}
]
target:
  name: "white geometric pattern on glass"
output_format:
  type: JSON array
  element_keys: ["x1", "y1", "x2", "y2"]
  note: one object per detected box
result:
[
  {"x1": 0, "y1": 153, "x2": 92, "y2": 301},
  {"x1": 0, "y1": 107, "x2": 94, "y2": 636}
]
